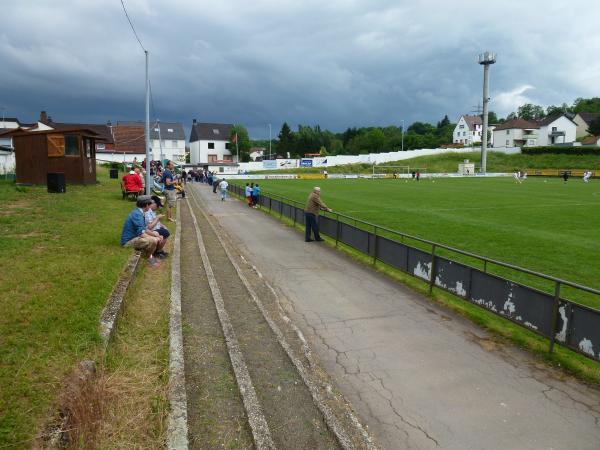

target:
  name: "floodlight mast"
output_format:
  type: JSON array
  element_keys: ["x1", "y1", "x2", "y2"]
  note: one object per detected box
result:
[{"x1": 478, "y1": 51, "x2": 496, "y2": 175}]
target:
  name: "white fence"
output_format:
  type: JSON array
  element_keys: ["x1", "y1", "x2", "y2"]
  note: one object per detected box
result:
[{"x1": 239, "y1": 146, "x2": 520, "y2": 172}]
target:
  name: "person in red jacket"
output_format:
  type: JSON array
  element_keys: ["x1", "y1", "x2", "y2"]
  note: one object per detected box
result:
[{"x1": 123, "y1": 170, "x2": 144, "y2": 194}]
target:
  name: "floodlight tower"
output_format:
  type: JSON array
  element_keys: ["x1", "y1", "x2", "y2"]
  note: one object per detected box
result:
[{"x1": 478, "y1": 51, "x2": 496, "y2": 175}]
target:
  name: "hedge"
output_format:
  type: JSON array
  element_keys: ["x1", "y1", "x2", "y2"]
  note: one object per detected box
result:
[{"x1": 522, "y1": 146, "x2": 600, "y2": 155}]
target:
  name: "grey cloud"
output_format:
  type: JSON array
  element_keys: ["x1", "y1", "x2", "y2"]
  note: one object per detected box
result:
[{"x1": 1, "y1": 0, "x2": 599, "y2": 138}]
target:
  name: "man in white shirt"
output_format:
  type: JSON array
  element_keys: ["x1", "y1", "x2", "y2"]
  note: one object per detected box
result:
[{"x1": 219, "y1": 178, "x2": 229, "y2": 201}]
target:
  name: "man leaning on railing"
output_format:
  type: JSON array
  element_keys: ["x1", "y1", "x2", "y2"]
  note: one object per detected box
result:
[{"x1": 304, "y1": 186, "x2": 332, "y2": 242}]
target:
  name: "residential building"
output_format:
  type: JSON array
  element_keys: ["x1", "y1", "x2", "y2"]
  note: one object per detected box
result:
[
  {"x1": 582, "y1": 135, "x2": 600, "y2": 146},
  {"x1": 492, "y1": 119, "x2": 539, "y2": 147},
  {"x1": 535, "y1": 114, "x2": 577, "y2": 146},
  {"x1": 104, "y1": 122, "x2": 146, "y2": 163},
  {"x1": 249, "y1": 147, "x2": 265, "y2": 161},
  {"x1": 573, "y1": 112, "x2": 600, "y2": 139},
  {"x1": 189, "y1": 120, "x2": 234, "y2": 165},
  {"x1": 453, "y1": 115, "x2": 483, "y2": 145},
  {"x1": 150, "y1": 122, "x2": 186, "y2": 163}
]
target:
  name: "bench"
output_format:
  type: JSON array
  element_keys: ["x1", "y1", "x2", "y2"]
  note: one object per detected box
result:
[{"x1": 121, "y1": 181, "x2": 140, "y2": 200}]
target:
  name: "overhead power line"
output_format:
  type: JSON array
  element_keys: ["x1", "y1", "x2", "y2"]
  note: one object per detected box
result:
[{"x1": 120, "y1": 0, "x2": 146, "y2": 52}]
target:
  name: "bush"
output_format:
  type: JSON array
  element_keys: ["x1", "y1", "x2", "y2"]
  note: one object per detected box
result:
[{"x1": 522, "y1": 146, "x2": 600, "y2": 155}]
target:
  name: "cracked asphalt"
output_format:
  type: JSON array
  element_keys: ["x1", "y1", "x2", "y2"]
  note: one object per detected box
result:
[{"x1": 193, "y1": 184, "x2": 600, "y2": 450}]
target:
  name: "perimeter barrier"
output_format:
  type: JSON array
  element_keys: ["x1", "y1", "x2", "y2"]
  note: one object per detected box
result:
[{"x1": 230, "y1": 183, "x2": 600, "y2": 363}]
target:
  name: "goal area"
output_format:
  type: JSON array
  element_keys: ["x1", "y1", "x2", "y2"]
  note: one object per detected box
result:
[{"x1": 371, "y1": 165, "x2": 427, "y2": 179}]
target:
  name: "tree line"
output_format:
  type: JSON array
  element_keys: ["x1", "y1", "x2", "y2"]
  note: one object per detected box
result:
[{"x1": 229, "y1": 97, "x2": 600, "y2": 160}]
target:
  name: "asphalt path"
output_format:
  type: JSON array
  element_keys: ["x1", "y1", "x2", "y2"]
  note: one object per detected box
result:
[{"x1": 192, "y1": 183, "x2": 600, "y2": 450}]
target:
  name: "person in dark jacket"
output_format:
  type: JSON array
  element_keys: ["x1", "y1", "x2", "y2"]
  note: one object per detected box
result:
[{"x1": 304, "y1": 187, "x2": 332, "y2": 242}]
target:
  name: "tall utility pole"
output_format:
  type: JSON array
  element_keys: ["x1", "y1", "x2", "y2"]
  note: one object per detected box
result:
[
  {"x1": 144, "y1": 50, "x2": 152, "y2": 194},
  {"x1": 401, "y1": 119, "x2": 405, "y2": 152},
  {"x1": 268, "y1": 123, "x2": 272, "y2": 159},
  {"x1": 157, "y1": 119, "x2": 164, "y2": 163},
  {"x1": 478, "y1": 51, "x2": 496, "y2": 175}
]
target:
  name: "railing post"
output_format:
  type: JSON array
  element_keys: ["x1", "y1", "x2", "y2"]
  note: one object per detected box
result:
[
  {"x1": 372, "y1": 226, "x2": 378, "y2": 265},
  {"x1": 548, "y1": 281, "x2": 561, "y2": 354},
  {"x1": 429, "y1": 244, "x2": 437, "y2": 295},
  {"x1": 483, "y1": 260, "x2": 487, "y2": 273},
  {"x1": 335, "y1": 214, "x2": 340, "y2": 248}
]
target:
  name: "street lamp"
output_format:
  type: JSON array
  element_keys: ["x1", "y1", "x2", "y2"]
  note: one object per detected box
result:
[
  {"x1": 478, "y1": 51, "x2": 496, "y2": 175},
  {"x1": 268, "y1": 123, "x2": 272, "y2": 159},
  {"x1": 401, "y1": 119, "x2": 405, "y2": 152}
]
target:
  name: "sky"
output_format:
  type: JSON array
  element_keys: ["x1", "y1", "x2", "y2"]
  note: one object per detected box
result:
[{"x1": 1, "y1": 0, "x2": 599, "y2": 139}]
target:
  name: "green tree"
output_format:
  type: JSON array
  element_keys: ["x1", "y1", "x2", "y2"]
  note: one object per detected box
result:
[
  {"x1": 319, "y1": 146, "x2": 328, "y2": 156},
  {"x1": 546, "y1": 103, "x2": 573, "y2": 116},
  {"x1": 517, "y1": 103, "x2": 546, "y2": 120},
  {"x1": 587, "y1": 115, "x2": 600, "y2": 136},
  {"x1": 407, "y1": 122, "x2": 436, "y2": 135},
  {"x1": 230, "y1": 124, "x2": 251, "y2": 162},
  {"x1": 437, "y1": 115, "x2": 451, "y2": 128},
  {"x1": 573, "y1": 97, "x2": 600, "y2": 114},
  {"x1": 486, "y1": 111, "x2": 499, "y2": 124},
  {"x1": 277, "y1": 122, "x2": 293, "y2": 156},
  {"x1": 329, "y1": 138, "x2": 344, "y2": 155}
]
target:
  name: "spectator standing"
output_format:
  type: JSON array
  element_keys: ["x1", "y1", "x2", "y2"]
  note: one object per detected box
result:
[
  {"x1": 245, "y1": 183, "x2": 253, "y2": 207},
  {"x1": 219, "y1": 178, "x2": 229, "y2": 201},
  {"x1": 121, "y1": 195, "x2": 162, "y2": 268},
  {"x1": 252, "y1": 183, "x2": 261, "y2": 208},
  {"x1": 162, "y1": 160, "x2": 177, "y2": 222},
  {"x1": 213, "y1": 176, "x2": 220, "y2": 193},
  {"x1": 304, "y1": 187, "x2": 332, "y2": 242}
]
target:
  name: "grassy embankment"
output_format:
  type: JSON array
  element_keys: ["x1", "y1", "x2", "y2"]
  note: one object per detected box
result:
[
  {"x1": 229, "y1": 176, "x2": 600, "y2": 384},
  {"x1": 251, "y1": 151, "x2": 600, "y2": 174},
  {"x1": 0, "y1": 168, "x2": 170, "y2": 447}
]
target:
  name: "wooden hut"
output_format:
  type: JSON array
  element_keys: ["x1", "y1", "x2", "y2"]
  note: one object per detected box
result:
[{"x1": 11, "y1": 127, "x2": 103, "y2": 185}]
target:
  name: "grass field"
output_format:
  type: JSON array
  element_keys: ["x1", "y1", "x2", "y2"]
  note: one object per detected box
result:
[
  {"x1": 242, "y1": 176, "x2": 600, "y2": 308},
  {"x1": 0, "y1": 169, "x2": 170, "y2": 446}
]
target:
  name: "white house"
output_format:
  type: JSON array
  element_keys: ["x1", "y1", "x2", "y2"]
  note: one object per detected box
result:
[
  {"x1": 249, "y1": 147, "x2": 265, "y2": 161},
  {"x1": 492, "y1": 119, "x2": 539, "y2": 147},
  {"x1": 573, "y1": 112, "x2": 599, "y2": 139},
  {"x1": 189, "y1": 120, "x2": 235, "y2": 165},
  {"x1": 453, "y1": 115, "x2": 483, "y2": 145},
  {"x1": 150, "y1": 122, "x2": 186, "y2": 163},
  {"x1": 535, "y1": 114, "x2": 577, "y2": 146}
]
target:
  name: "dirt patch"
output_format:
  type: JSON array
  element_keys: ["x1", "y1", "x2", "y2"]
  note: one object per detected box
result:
[{"x1": 464, "y1": 330, "x2": 503, "y2": 352}]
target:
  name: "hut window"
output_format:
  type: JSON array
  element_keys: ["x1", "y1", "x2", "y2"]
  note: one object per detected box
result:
[
  {"x1": 47, "y1": 134, "x2": 65, "y2": 157},
  {"x1": 65, "y1": 135, "x2": 80, "y2": 156}
]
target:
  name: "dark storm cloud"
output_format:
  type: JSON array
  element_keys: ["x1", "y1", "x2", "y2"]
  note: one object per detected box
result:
[{"x1": 1, "y1": 1, "x2": 599, "y2": 138}]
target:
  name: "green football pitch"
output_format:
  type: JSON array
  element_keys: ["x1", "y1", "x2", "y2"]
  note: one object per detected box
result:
[{"x1": 239, "y1": 176, "x2": 600, "y2": 308}]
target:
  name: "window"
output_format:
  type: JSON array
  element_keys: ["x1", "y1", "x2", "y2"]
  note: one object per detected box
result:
[
  {"x1": 223, "y1": 155, "x2": 233, "y2": 161},
  {"x1": 64, "y1": 135, "x2": 80, "y2": 156},
  {"x1": 459, "y1": 124, "x2": 464, "y2": 129},
  {"x1": 213, "y1": 129, "x2": 220, "y2": 135},
  {"x1": 463, "y1": 131, "x2": 466, "y2": 136},
  {"x1": 506, "y1": 140, "x2": 510, "y2": 146},
  {"x1": 172, "y1": 140, "x2": 177, "y2": 148},
  {"x1": 506, "y1": 130, "x2": 510, "y2": 135},
  {"x1": 218, "y1": 166, "x2": 224, "y2": 172},
  {"x1": 208, "y1": 154, "x2": 217, "y2": 162},
  {"x1": 167, "y1": 128, "x2": 173, "y2": 133},
  {"x1": 225, "y1": 143, "x2": 230, "y2": 150},
  {"x1": 208, "y1": 142, "x2": 215, "y2": 149}
]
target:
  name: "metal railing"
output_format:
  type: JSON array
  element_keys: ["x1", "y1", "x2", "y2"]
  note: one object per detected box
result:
[{"x1": 229, "y1": 183, "x2": 600, "y2": 362}]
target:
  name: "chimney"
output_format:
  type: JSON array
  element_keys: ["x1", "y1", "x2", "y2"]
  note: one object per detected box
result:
[
  {"x1": 107, "y1": 120, "x2": 112, "y2": 127},
  {"x1": 193, "y1": 118, "x2": 197, "y2": 124},
  {"x1": 40, "y1": 110, "x2": 48, "y2": 124}
]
